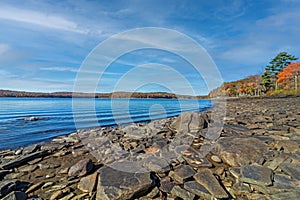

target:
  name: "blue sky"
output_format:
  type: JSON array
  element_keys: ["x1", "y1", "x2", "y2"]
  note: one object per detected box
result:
[{"x1": 0, "y1": 0, "x2": 299, "y2": 95}]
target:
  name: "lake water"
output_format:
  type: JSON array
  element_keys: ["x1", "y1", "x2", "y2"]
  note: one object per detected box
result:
[{"x1": 0, "y1": 98, "x2": 211, "y2": 150}]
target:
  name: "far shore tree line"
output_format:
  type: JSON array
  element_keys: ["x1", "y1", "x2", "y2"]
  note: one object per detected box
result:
[{"x1": 209, "y1": 52, "x2": 300, "y2": 97}]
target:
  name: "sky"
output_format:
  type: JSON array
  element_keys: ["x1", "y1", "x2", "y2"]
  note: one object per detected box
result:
[{"x1": 0, "y1": 0, "x2": 299, "y2": 95}]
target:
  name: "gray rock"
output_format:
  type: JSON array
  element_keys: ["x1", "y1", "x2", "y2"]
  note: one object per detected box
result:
[
  {"x1": 170, "y1": 185, "x2": 195, "y2": 200},
  {"x1": 170, "y1": 164, "x2": 195, "y2": 184},
  {"x1": 0, "y1": 180, "x2": 16, "y2": 198},
  {"x1": 184, "y1": 181, "x2": 211, "y2": 200},
  {"x1": 1, "y1": 191, "x2": 27, "y2": 200},
  {"x1": 241, "y1": 165, "x2": 273, "y2": 186},
  {"x1": 96, "y1": 166, "x2": 152, "y2": 200},
  {"x1": 194, "y1": 168, "x2": 228, "y2": 199},
  {"x1": 68, "y1": 158, "x2": 94, "y2": 177},
  {"x1": 0, "y1": 150, "x2": 48, "y2": 170},
  {"x1": 214, "y1": 137, "x2": 268, "y2": 167},
  {"x1": 270, "y1": 191, "x2": 300, "y2": 200},
  {"x1": 159, "y1": 177, "x2": 174, "y2": 193},
  {"x1": 279, "y1": 163, "x2": 300, "y2": 180}
]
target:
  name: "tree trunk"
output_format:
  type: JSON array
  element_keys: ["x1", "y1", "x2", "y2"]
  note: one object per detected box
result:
[{"x1": 295, "y1": 75, "x2": 298, "y2": 92}]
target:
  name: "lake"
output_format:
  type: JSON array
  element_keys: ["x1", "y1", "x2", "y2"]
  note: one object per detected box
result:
[{"x1": 0, "y1": 98, "x2": 211, "y2": 149}]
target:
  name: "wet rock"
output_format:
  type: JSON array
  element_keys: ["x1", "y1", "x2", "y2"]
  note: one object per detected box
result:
[
  {"x1": 184, "y1": 181, "x2": 211, "y2": 200},
  {"x1": 68, "y1": 158, "x2": 94, "y2": 177},
  {"x1": 194, "y1": 168, "x2": 228, "y2": 199},
  {"x1": 214, "y1": 137, "x2": 268, "y2": 167},
  {"x1": 170, "y1": 185, "x2": 195, "y2": 200},
  {"x1": 77, "y1": 172, "x2": 98, "y2": 194},
  {"x1": 169, "y1": 164, "x2": 195, "y2": 184},
  {"x1": 96, "y1": 166, "x2": 152, "y2": 200},
  {"x1": 1, "y1": 191, "x2": 27, "y2": 200},
  {"x1": 0, "y1": 180, "x2": 17, "y2": 198},
  {"x1": 241, "y1": 165, "x2": 273, "y2": 186}
]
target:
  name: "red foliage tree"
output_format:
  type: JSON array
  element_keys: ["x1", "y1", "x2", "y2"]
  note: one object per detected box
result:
[{"x1": 277, "y1": 62, "x2": 300, "y2": 90}]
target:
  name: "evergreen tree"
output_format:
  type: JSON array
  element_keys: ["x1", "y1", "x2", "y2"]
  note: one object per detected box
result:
[{"x1": 262, "y1": 52, "x2": 298, "y2": 91}]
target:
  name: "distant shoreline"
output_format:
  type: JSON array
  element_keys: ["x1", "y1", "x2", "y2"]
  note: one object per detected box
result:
[{"x1": 0, "y1": 89, "x2": 209, "y2": 99}]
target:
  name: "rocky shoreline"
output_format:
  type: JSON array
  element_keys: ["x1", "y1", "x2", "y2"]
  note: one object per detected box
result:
[{"x1": 1, "y1": 97, "x2": 300, "y2": 200}]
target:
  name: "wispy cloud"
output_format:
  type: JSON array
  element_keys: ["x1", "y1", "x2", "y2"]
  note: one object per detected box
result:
[
  {"x1": 0, "y1": 5, "x2": 88, "y2": 34},
  {"x1": 40, "y1": 67, "x2": 78, "y2": 73}
]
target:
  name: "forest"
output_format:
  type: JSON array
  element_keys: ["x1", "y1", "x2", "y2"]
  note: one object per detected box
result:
[{"x1": 209, "y1": 52, "x2": 300, "y2": 97}]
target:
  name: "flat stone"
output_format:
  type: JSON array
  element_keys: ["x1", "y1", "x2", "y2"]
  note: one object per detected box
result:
[
  {"x1": 184, "y1": 181, "x2": 211, "y2": 200},
  {"x1": 279, "y1": 163, "x2": 300, "y2": 180},
  {"x1": 68, "y1": 158, "x2": 94, "y2": 177},
  {"x1": 171, "y1": 165, "x2": 195, "y2": 183},
  {"x1": 50, "y1": 190, "x2": 64, "y2": 200},
  {"x1": 274, "y1": 140, "x2": 299, "y2": 153},
  {"x1": 18, "y1": 165, "x2": 38, "y2": 172},
  {"x1": 270, "y1": 191, "x2": 300, "y2": 200},
  {"x1": 241, "y1": 165, "x2": 273, "y2": 186},
  {"x1": 194, "y1": 168, "x2": 228, "y2": 199},
  {"x1": 25, "y1": 181, "x2": 44, "y2": 194},
  {"x1": 77, "y1": 172, "x2": 98, "y2": 194},
  {"x1": 0, "y1": 151, "x2": 48, "y2": 170},
  {"x1": 266, "y1": 154, "x2": 288, "y2": 170},
  {"x1": 0, "y1": 180, "x2": 17, "y2": 198},
  {"x1": 1, "y1": 191, "x2": 27, "y2": 200},
  {"x1": 159, "y1": 177, "x2": 174, "y2": 193},
  {"x1": 96, "y1": 166, "x2": 152, "y2": 200},
  {"x1": 170, "y1": 185, "x2": 195, "y2": 200},
  {"x1": 214, "y1": 137, "x2": 268, "y2": 167}
]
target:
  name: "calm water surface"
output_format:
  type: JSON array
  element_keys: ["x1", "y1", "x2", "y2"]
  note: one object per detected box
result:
[{"x1": 0, "y1": 98, "x2": 211, "y2": 149}]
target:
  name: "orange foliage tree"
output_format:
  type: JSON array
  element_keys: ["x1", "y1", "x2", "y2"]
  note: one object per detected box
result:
[{"x1": 277, "y1": 62, "x2": 300, "y2": 90}]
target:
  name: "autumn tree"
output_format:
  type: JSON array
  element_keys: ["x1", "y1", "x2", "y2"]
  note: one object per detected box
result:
[
  {"x1": 262, "y1": 52, "x2": 298, "y2": 91},
  {"x1": 277, "y1": 62, "x2": 300, "y2": 91}
]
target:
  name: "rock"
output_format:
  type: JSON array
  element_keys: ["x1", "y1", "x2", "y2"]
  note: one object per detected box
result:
[
  {"x1": 266, "y1": 154, "x2": 288, "y2": 170},
  {"x1": 211, "y1": 155, "x2": 222, "y2": 163},
  {"x1": 77, "y1": 172, "x2": 98, "y2": 194},
  {"x1": 0, "y1": 150, "x2": 48, "y2": 170},
  {"x1": 18, "y1": 165, "x2": 38, "y2": 172},
  {"x1": 68, "y1": 158, "x2": 94, "y2": 177},
  {"x1": 194, "y1": 168, "x2": 228, "y2": 199},
  {"x1": 170, "y1": 185, "x2": 195, "y2": 200},
  {"x1": 184, "y1": 181, "x2": 211, "y2": 200},
  {"x1": 1, "y1": 191, "x2": 27, "y2": 200},
  {"x1": 0, "y1": 180, "x2": 16, "y2": 198},
  {"x1": 270, "y1": 191, "x2": 300, "y2": 200},
  {"x1": 14, "y1": 148, "x2": 23, "y2": 155},
  {"x1": 274, "y1": 140, "x2": 299, "y2": 153},
  {"x1": 159, "y1": 177, "x2": 174, "y2": 193},
  {"x1": 50, "y1": 190, "x2": 64, "y2": 200},
  {"x1": 96, "y1": 166, "x2": 152, "y2": 200},
  {"x1": 241, "y1": 165, "x2": 273, "y2": 186},
  {"x1": 23, "y1": 144, "x2": 40, "y2": 154},
  {"x1": 25, "y1": 181, "x2": 44, "y2": 194},
  {"x1": 169, "y1": 164, "x2": 195, "y2": 184},
  {"x1": 279, "y1": 163, "x2": 300, "y2": 180},
  {"x1": 214, "y1": 137, "x2": 268, "y2": 167}
]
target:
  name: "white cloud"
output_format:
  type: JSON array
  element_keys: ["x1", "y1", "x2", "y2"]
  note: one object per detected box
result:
[
  {"x1": 0, "y1": 5, "x2": 88, "y2": 34},
  {"x1": 40, "y1": 67, "x2": 78, "y2": 73}
]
